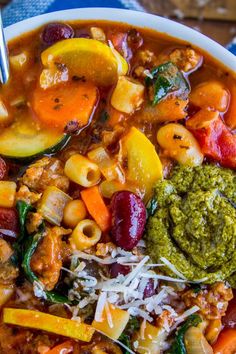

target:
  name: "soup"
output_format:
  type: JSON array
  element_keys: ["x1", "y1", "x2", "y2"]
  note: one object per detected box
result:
[{"x1": 0, "y1": 20, "x2": 235, "y2": 354}]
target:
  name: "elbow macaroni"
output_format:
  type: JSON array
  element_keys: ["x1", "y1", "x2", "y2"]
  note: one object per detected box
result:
[
  {"x1": 64, "y1": 154, "x2": 101, "y2": 187},
  {"x1": 70, "y1": 219, "x2": 102, "y2": 251}
]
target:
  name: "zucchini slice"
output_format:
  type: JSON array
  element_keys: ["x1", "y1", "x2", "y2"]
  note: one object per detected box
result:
[{"x1": 0, "y1": 114, "x2": 70, "y2": 159}]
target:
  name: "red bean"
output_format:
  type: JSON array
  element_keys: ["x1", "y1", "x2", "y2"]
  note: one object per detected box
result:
[
  {"x1": 110, "y1": 263, "x2": 130, "y2": 278},
  {"x1": 143, "y1": 279, "x2": 156, "y2": 299},
  {"x1": 42, "y1": 23, "x2": 74, "y2": 45},
  {"x1": 0, "y1": 157, "x2": 8, "y2": 180},
  {"x1": 75, "y1": 28, "x2": 91, "y2": 39},
  {"x1": 222, "y1": 290, "x2": 236, "y2": 328},
  {"x1": 127, "y1": 29, "x2": 143, "y2": 51},
  {"x1": 0, "y1": 207, "x2": 19, "y2": 232},
  {"x1": 110, "y1": 191, "x2": 146, "y2": 251}
]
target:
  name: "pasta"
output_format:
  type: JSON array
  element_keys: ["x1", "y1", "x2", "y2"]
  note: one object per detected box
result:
[
  {"x1": 70, "y1": 219, "x2": 102, "y2": 251},
  {"x1": 64, "y1": 154, "x2": 101, "y2": 187}
]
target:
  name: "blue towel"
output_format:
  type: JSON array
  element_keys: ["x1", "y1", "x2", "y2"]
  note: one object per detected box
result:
[{"x1": 2, "y1": 0, "x2": 235, "y2": 54}]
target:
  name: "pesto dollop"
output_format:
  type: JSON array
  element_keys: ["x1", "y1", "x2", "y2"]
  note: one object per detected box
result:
[{"x1": 145, "y1": 164, "x2": 236, "y2": 285}]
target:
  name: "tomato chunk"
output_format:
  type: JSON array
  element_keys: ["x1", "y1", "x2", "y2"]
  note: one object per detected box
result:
[{"x1": 187, "y1": 113, "x2": 236, "y2": 169}]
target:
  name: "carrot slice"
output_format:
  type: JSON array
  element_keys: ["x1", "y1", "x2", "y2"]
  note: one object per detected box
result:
[
  {"x1": 46, "y1": 341, "x2": 74, "y2": 354},
  {"x1": 32, "y1": 81, "x2": 98, "y2": 130},
  {"x1": 212, "y1": 328, "x2": 236, "y2": 354},
  {"x1": 81, "y1": 186, "x2": 111, "y2": 232}
]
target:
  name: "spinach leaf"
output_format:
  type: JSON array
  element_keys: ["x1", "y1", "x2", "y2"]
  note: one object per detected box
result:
[
  {"x1": 17, "y1": 200, "x2": 33, "y2": 244},
  {"x1": 22, "y1": 226, "x2": 69, "y2": 304},
  {"x1": 119, "y1": 317, "x2": 140, "y2": 353},
  {"x1": 146, "y1": 196, "x2": 158, "y2": 218},
  {"x1": 11, "y1": 201, "x2": 33, "y2": 265},
  {"x1": 14, "y1": 200, "x2": 70, "y2": 304},
  {"x1": 145, "y1": 62, "x2": 190, "y2": 106},
  {"x1": 168, "y1": 314, "x2": 202, "y2": 354},
  {"x1": 119, "y1": 333, "x2": 132, "y2": 354}
]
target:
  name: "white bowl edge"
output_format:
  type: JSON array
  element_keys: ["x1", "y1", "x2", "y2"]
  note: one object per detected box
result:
[{"x1": 5, "y1": 7, "x2": 236, "y2": 73}]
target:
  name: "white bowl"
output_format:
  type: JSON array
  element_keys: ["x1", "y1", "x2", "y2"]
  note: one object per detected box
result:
[{"x1": 5, "y1": 7, "x2": 236, "y2": 73}]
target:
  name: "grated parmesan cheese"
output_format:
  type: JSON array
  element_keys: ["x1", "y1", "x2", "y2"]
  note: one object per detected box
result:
[
  {"x1": 95, "y1": 292, "x2": 107, "y2": 322},
  {"x1": 175, "y1": 305, "x2": 200, "y2": 323},
  {"x1": 160, "y1": 257, "x2": 187, "y2": 280}
]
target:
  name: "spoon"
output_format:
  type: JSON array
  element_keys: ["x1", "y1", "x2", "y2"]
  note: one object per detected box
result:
[{"x1": 0, "y1": 9, "x2": 9, "y2": 84}]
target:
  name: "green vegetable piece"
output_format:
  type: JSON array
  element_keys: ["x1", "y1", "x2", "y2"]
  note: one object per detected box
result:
[
  {"x1": 119, "y1": 317, "x2": 140, "y2": 354},
  {"x1": 146, "y1": 196, "x2": 158, "y2": 218},
  {"x1": 168, "y1": 314, "x2": 202, "y2": 354},
  {"x1": 99, "y1": 110, "x2": 110, "y2": 123},
  {"x1": 119, "y1": 333, "x2": 131, "y2": 354},
  {"x1": 145, "y1": 62, "x2": 190, "y2": 105},
  {"x1": 17, "y1": 200, "x2": 33, "y2": 242},
  {"x1": 22, "y1": 227, "x2": 69, "y2": 304},
  {"x1": 11, "y1": 201, "x2": 33, "y2": 265}
]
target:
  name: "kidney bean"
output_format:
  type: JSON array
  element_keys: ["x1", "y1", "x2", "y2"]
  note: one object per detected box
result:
[
  {"x1": 223, "y1": 290, "x2": 236, "y2": 328},
  {"x1": 0, "y1": 207, "x2": 19, "y2": 232},
  {"x1": 0, "y1": 157, "x2": 8, "y2": 180},
  {"x1": 75, "y1": 28, "x2": 91, "y2": 39},
  {"x1": 143, "y1": 279, "x2": 156, "y2": 299},
  {"x1": 127, "y1": 29, "x2": 143, "y2": 51},
  {"x1": 110, "y1": 263, "x2": 130, "y2": 278},
  {"x1": 110, "y1": 191, "x2": 146, "y2": 251},
  {"x1": 42, "y1": 23, "x2": 74, "y2": 45}
]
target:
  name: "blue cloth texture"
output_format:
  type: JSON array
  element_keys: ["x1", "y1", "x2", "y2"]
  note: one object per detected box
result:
[{"x1": 2, "y1": 0, "x2": 235, "y2": 54}]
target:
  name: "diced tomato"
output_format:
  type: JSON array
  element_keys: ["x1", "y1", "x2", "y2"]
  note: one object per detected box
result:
[
  {"x1": 0, "y1": 207, "x2": 19, "y2": 232},
  {"x1": 189, "y1": 116, "x2": 236, "y2": 169},
  {"x1": 212, "y1": 328, "x2": 236, "y2": 354},
  {"x1": 0, "y1": 157, "x2": 8, "y2": 180}
]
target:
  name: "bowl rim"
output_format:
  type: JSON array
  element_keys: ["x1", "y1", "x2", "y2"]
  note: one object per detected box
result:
[{"x1": 5, "y1": 7, "x2": 236, "y2": 72}]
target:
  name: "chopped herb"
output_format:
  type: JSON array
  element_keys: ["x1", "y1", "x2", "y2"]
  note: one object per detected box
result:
[
  {"x1": 72, "y1": 75, "x2": 86, "y2": 82},
  {"x1": 173, "y1": 134, "x2": 183, "y2": 140},
  {"x1": 53, "y1": 104, "x2": 63, "y2": 110},
  {"x1": 145, "y1": 62, "x2": 190, "y2": 105},
  {"x1": 99, "y1": 110, "x2": 110, "y2": 123}
]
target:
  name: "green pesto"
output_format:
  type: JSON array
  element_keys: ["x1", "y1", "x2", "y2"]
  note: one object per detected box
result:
[{"x1": 145, "y1": 164, "x2": 236, "y2": 285}]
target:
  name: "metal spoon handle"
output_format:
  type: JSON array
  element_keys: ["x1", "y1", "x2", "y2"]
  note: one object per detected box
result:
[{"x1": 0, "y1": 10, "x2": 9, "y2": 84}]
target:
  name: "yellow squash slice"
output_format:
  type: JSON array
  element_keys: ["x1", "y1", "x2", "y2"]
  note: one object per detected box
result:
[{"x1": 41, "y1": 38, "x2": 128, "y2": 86}]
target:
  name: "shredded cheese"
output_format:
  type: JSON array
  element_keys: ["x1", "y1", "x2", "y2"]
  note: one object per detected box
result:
[
  {"x1": 160, "y1": 257, "x2": 187, "y2": 280},
  {"x1": 95, "y1": 292, "x2": 107, "y2": 322}
]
